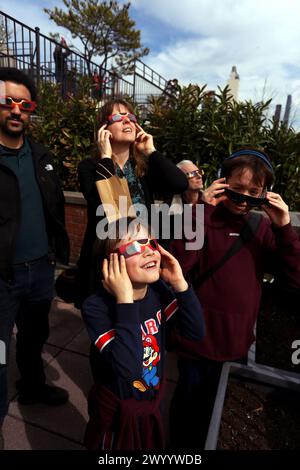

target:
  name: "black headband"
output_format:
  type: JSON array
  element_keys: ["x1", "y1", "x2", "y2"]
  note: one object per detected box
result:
[{"x1": 225, "y1": 149, "x2": 274, "y2": 173}]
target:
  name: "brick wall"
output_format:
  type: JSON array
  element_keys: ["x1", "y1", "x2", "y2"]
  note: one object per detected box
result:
[
  {"x1": 64, "y1": 191, "x2": 87, "y2": 264},
  {"x1": 63, "y1": 191, "x2": 300, "y2": 265}
]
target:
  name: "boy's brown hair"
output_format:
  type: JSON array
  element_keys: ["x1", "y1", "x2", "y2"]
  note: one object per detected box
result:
[{"x1": 221, "y1": 148, "x2": 274, "y2": 190}]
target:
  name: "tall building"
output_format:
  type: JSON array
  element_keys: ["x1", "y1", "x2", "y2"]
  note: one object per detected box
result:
[{"x1": 227, "y1": 65, "x2": 240, "y2": 101}]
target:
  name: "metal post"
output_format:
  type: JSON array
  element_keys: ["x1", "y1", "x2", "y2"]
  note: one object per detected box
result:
[
  {"x1": 35, "y1": 26, "x2": 40, "y2": 89},
  {"x1": 132, "y1": 60, "x2": 136, "y2": 101}
]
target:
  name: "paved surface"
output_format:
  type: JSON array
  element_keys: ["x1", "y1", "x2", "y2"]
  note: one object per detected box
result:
[
  {"x1": 2, "y1": 278, "x2": 179, "y2": 450},
  {"x1": 3, "y1": 272, "x2": 298, "y2": 450},
  {"x1": 3, "y1": 297, "x2": 91, "y2": 450}
]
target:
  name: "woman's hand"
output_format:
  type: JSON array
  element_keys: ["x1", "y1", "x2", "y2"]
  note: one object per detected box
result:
[
  {"x1": 158, "y1": 244, "x2": 188, "y2": 292},
  {"x1": 262, "y1": 192, "x2": 290, "y2": 227},
  {"x1": 134, "y1": 123, "x2": 156, "y2": 156},
  {"x1": 201, "y1": 178, "x2": 229, "y2": 206},
  {"x1": 97, "y1": 124, "x2": 113, "y2": 159},
  {"x1": 102, "y1": 254, "x2": 134, "y2": 303}
]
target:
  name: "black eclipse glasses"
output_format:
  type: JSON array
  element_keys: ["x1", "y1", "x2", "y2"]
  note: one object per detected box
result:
[{"x1": 225, "y1": 188, "x2": 269, "y2": 208}]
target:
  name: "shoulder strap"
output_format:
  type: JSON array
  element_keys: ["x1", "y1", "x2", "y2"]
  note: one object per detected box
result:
[{"x1": 192, "y1": 212, "x2": 262, "y2": 288}]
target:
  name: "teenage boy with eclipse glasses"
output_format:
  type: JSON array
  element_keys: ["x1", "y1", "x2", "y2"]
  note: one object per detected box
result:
[{"x1": 169, "y1": 147, "x2": 300, "y2": 449}]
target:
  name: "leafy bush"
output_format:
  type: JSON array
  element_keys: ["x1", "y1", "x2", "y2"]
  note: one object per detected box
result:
[
  {"x1": 145, "y1": 85, "x2": 300, "y2": 210},
  {"x1": 30, "y1": 80, "x2": 300, "y2": 210},
  {"x1": 30, "y1": 79, "x2": 97, "y2": 190}
]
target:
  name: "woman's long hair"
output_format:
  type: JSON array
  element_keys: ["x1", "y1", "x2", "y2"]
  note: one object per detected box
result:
[{"x1": 95, "y1": 98, "x2": 148, "y2": 178}]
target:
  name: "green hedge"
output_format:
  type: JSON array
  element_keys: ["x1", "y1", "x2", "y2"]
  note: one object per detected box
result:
[
  {"x1": 30, "y1": 81, "x2": 300, "y2": 210},
  {"x1": 30, "y1": 79, "x2": 97, "y2": 191},
  {"x1": 144, "y1": 85, "x2": 300, "y2": 210}
]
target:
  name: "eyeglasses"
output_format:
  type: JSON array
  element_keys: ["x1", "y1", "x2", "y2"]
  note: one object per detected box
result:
[
  {"x1": 107, "y1": 113, "x2": 137, "y2": 125},
  {"x1": 185, "y1": 169, "x2": 204, "y2": 179},
  {"x1": 0, "y1": 96, "x2": 37, "y2": 112},
  {"x1": 225, "y1": 188, "x2": 267, "y2": 207},
  {"x1": 116, "y1": 238, "x2": 158, "y2": 259}
]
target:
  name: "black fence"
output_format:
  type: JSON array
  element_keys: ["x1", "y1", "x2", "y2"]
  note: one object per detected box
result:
[{"x1": 0, "y1": 9, "x2": 168, "y2": 104}]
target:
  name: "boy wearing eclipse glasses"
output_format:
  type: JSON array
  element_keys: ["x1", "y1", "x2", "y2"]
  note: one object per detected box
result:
[
  {"x1": 169, "y1": 148, "x2": 300, "y2": 449},
  {"x1": 81, "y1": 217, "x2": 204, "y2": 450}
]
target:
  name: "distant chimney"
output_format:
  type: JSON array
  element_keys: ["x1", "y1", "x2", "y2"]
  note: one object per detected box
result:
[
  {"x1": 227, "y1": 66, "x2": 240, "y2": 101},
  {"x1": 283, "y1": 95, "x2": 292, "y2": 126},
  {"x1": 274, "y1": 104, "x2": 282, "y2": 124}
]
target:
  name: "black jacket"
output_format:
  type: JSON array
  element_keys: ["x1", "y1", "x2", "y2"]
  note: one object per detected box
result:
[{"x1": 0, "y1": 139, "x2": 69, "y2": 283}]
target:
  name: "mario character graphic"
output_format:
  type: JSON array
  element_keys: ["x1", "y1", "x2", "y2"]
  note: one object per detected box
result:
[{"x1": 133, "y1": 335, "x2": 160, "y2": 392}]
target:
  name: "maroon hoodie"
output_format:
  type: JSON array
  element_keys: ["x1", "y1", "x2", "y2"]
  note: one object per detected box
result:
[{"x1": 170, "y1": 203, "x2": 300, "y2": 361}]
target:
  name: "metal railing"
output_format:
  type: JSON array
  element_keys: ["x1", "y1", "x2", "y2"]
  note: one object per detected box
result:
[{"x1": 0, "y1": 9, "x2": 169, "y2": 103}]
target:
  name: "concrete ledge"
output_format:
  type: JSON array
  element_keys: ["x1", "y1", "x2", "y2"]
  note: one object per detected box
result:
[
  {"x1": 64, "y1": 191, "x2": 87, "y2": 206},
  {"x1": 290, "y1": 212, "x2": 300, "y2": 228},
  {"x1": 254, "y1": 210, "x2": 300, "y2": 234}
]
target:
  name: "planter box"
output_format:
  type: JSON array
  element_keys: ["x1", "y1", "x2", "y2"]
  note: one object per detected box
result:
[
  {"x1": 255, "y1": 281, "x2": 300, "y2": 373},
  {"x1": 205, "y1": 363, "x2": 300, "y2": 450}
]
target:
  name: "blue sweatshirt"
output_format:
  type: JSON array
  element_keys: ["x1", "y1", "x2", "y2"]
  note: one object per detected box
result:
[{"x1": 82, "y1": 280, "x2": 205, "y2": 401}]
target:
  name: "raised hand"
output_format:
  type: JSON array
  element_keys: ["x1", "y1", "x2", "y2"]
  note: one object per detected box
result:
[
  {"x1": 201, "y1": 178, "x2": 229, "y2": 206},
  {"x1": 97, "y1": 124, "x2": 113, "y2": 158},
  {"x1": 134, "y1": 123, "x2": 156, "y2": 156},
  {"x1": 158, "y1": 244, "x2": 188, "y2": 292},
  {"x1": 102, "y1": 254, "x2": 134, "y2": 303},
  {"x1": 262, "y1": 192, "x2": 290, "y2": 227}
]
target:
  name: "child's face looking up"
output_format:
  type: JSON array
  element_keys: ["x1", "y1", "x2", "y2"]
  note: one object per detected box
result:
[
  {"x1": 223, "y1": 167, "x2": 265, "y2": 215},
  {"x1": 115, "y1": 226, "x2": 161, "y2": 285}
]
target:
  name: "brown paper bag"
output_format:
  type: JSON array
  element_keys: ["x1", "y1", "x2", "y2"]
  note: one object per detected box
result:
[{"x1": 96, "y1": 174, "x2": 136, "y2": 223}]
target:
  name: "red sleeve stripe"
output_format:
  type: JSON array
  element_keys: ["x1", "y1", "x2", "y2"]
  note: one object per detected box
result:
[
  {"x1": 164, "y1": 299, "x2": 178, "y2": 321},
  {"x1": 95, "y1": 329, "x2": 116, "y2": 352}
]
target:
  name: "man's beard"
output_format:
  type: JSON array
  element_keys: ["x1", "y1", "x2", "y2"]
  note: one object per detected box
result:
[{"x1": 1, "y1": 117, "x2": 26, "y2": 138}]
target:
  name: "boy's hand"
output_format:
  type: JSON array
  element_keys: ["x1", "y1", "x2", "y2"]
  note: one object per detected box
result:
[
  {"x1": 201, "y1": 178, "x2": 229, "y2": 206},
  {"x1": 158, "y1": 244, "x2": 188, "y2": 292},
  {"x1": 102, "y1": 254, "x2": 134, "y2": 303},
  {"x1": 262, "y1": 191, "x2": 290, "y2": 227},
  {"x1": 97, "y1": 124, "x2": 113, "y2": 158},
  {"x1": 134, "y1": 123, "x2": 156, "y2": 156}
]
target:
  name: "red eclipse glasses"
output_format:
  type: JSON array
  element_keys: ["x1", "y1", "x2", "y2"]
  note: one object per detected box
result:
[
  {"x1": 0, "y1": 96, "x2": 37, "y2": 112},
  {"x1": 107, "y1": 112, "x2": 137, "y2": 125},
  {"x1": 116, "y1": 238, "x2": 158, "y2": 259}
]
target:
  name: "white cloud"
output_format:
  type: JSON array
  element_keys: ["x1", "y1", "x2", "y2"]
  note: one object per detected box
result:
[{"x1": 132, "y1": 0, "x2": 300, "y2": 124}]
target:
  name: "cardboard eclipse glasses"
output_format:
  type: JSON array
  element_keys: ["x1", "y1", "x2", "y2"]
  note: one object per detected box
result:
[
  {"x1": 116, "y1": 238, "x2": 158, "y2": 259},
  {"x1": 107, "y1": 112, "x2": 137, "y2": 125},
  {"x1": 185, "y1": 169, "x2": 204, "y2": 179}
]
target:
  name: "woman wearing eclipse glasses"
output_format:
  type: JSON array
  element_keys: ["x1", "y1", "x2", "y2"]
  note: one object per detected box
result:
[
  {"x1": 169, "y1": 148, "x2": 300, "y2": 450},
  {"x1": 77, "y1": 99, "x2": 188, "y2": 309}
]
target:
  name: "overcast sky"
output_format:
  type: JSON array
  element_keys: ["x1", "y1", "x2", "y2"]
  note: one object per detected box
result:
[{"x1": 1, "y1": 0, "x2": 300, "y2": 125}]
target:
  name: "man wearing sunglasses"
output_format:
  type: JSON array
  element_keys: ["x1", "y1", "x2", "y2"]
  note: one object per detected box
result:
[
  {"x1": 171, "y1": 160, "x2": 225, "y2": 208},
  {"x1": 162, "y1": 160, "x2": 222, "y2": 249},
  {"x1": 176, "y1": 160, "x2": 205, "y2": 205},
  {"x1": 0, "y1": 68, "x2": 70, "y2": 446}
]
